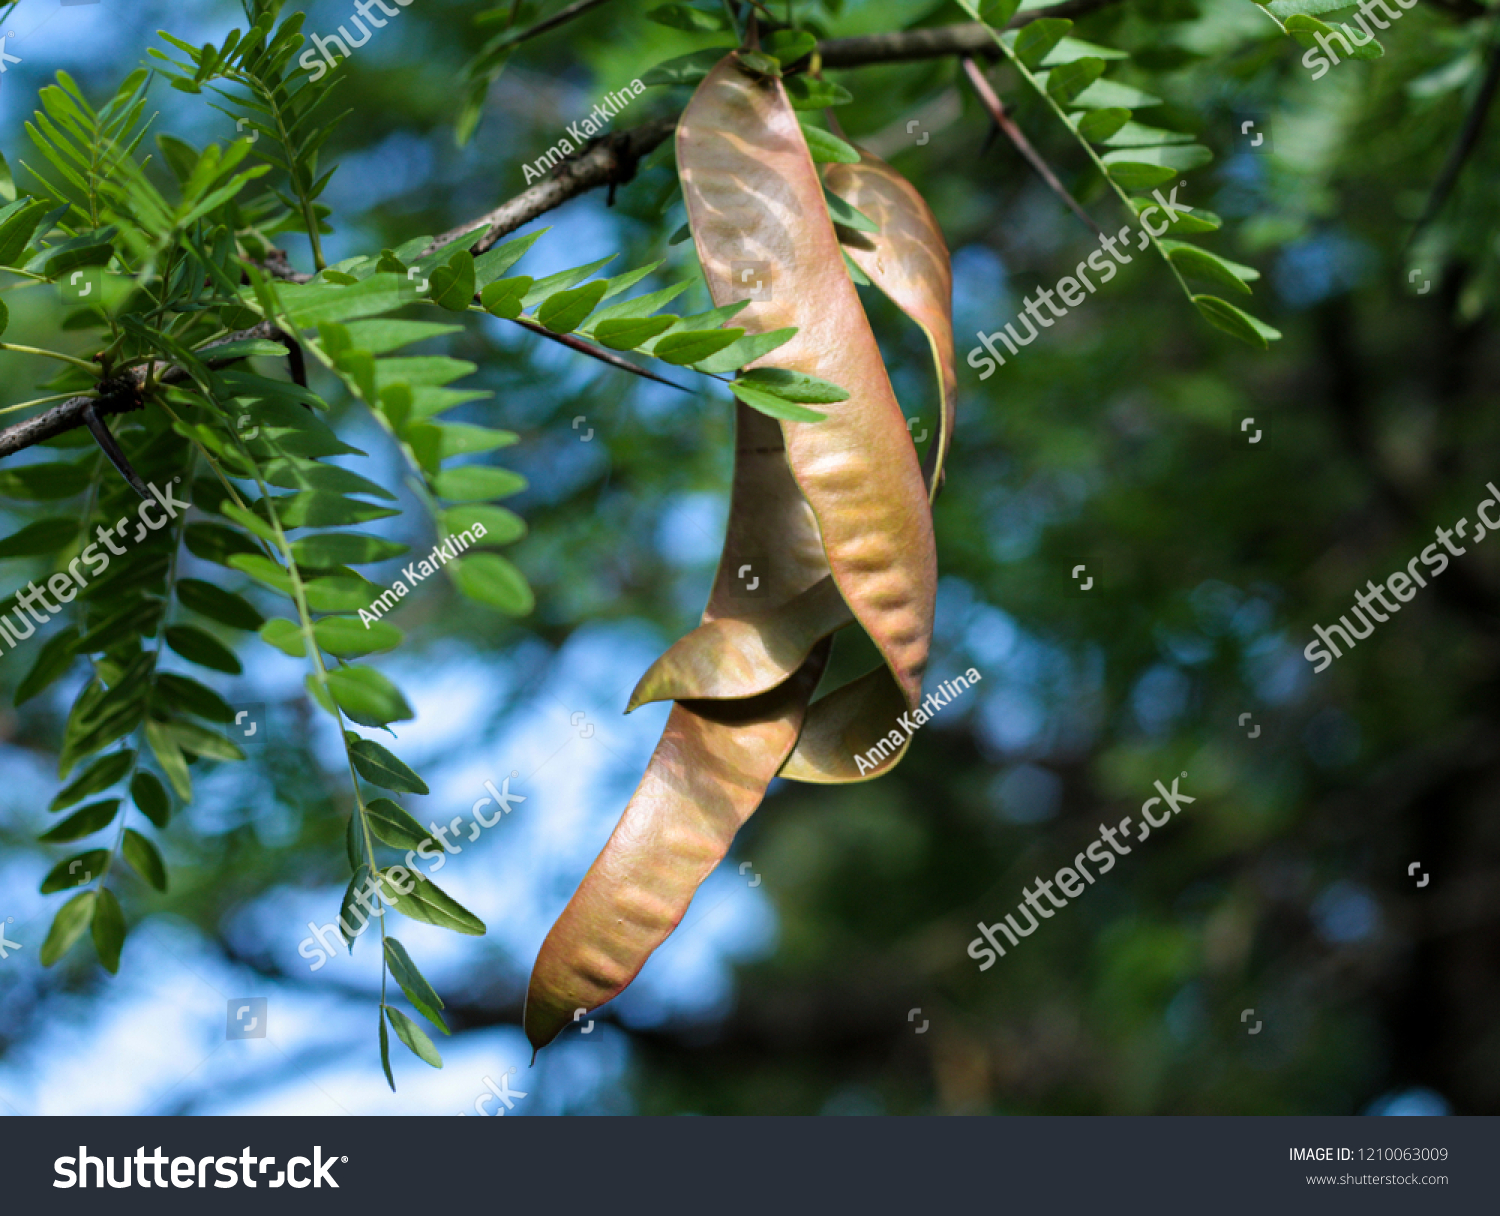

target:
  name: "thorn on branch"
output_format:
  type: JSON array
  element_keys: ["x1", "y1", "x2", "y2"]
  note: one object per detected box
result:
[
  {"x1": 961, "y1": 57, "x2": 1104, "y2": 241},
  {"x1": 270, "y1": 327, "x2": 309, "y2": 388},
  {"x1": 81, "y1": 399, "x2": 151, "y2": 501}
]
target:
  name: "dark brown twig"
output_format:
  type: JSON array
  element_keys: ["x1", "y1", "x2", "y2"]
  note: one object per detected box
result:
[
  {"x1": 817, "y1": 2, "x2": 1124, "y2": 68},
  {"x1": 427, "y1": 5, "x2": 1123, "y2": 260},
  {"x1": 0, "y1": 321, "x2": 286, "y2": 459},
  {"x1": 500, "y1": 0, "x2": 620, "y2": 50},
  {"x1": 961, "y1": 57, "x2": 1104, "y2": 240},
  {"x1": 423, "y1": 116, "x2": 679, "y2": 260},
  {"x1": 512, "y1": 317, "x2": 689, "y2": 392}
]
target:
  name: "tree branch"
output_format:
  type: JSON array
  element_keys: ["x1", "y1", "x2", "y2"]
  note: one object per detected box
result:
[
  {"x1": 427, "y1": 4, "x2": 1123, "y2": 259},
  {"x1": 818, "y1": 0, "x2": 1123, "y2": 67},
  {"x1": 2, "y1": 4, "x2": 1117, "y2": 460},
  {"x1": 424, "y1": 115, "x2": 679, "y2": 259},
  {"x1": 0, "y1": 321, "x2": 285, "y2": 459}
]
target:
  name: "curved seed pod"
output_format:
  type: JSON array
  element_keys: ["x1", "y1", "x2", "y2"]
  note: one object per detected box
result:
[
  {"x1": 526, "y1": 402, "x2": 828, "y2": 1052},
  {"x1": 703, "y1": 403, "x2": 830, "y2": 621},
  {"x1": 824, "y1": 150, "x2": 956, "y2": 500},
  {"x1": 523, "y1": 642, "x2": 830, "y2": 1053},
  {"x1": 628, "y1": 574, "x2": 848, "y2": 710},
  {"x1": 632, "y1": 149, "x2": 957, "y2": 717},
  {"x1": 678, "y1": 52, "x2": 936, "y2": 709},
  {"x1": 778, "y1": 664, "x2": 913, "y2": 783},
  {"x1": 777, "y1": 153, "x2": 957, "y2": 782}
]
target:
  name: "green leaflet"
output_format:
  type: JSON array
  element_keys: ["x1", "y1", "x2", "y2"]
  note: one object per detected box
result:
[
  {"x1": 1193, "y1": 295, "x2": 1284, "y2": 348},
  {"x1": 377, "y1": 868, "x2": 486, "y2": 936},
  {"x1": 347, "y1": 733, "x2": 429, "y2": 795}
]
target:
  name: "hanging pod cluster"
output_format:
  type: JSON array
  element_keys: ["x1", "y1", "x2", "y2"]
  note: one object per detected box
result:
[{"x1": 524, "y1": 51, "x2": 958, "y2": 1053}]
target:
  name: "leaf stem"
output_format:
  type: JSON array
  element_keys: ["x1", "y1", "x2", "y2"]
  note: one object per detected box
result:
[{"x1": 0, "y1": 342, "x2": 104, "y2": 374}]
